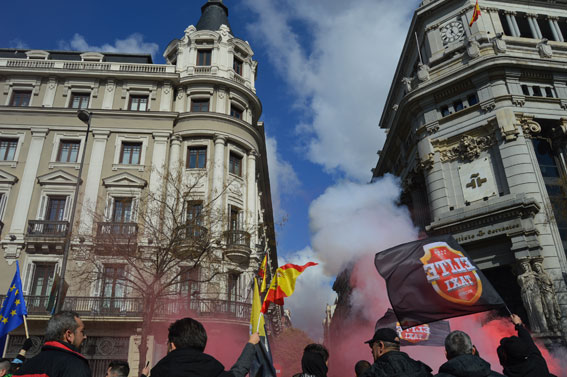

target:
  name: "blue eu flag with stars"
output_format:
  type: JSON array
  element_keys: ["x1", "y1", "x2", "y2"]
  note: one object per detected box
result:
[{"x1": 0, "y1": 261, "x2": 28, "y2": 338}]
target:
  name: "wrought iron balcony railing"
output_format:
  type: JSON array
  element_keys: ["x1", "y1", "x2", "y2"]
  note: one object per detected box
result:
[
  {"x1": 27, "y1": 220, "x2": 69, "y2": 237},
  {"x1": 177, "y1": 224, "x2": 208, "y2": 240},
  {"x1": 14, "y1": 295, "x2": 251, "y2": 321},
  {"x1": 96, "y1": 222, "x2": 138, "y2": 238},
  {"x1": 223, "y1": 230, "x2": 251, "y2": 247}
]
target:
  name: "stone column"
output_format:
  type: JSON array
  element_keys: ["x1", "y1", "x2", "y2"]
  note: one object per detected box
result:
[
  {"x1": 211, "y1": 135, "x2": 227, "y2": 233},
  {"x1": 79, "y1": 130, "x2": 110, "y2": 234},
  {"x1": 526, "y1": 15, "x2": 542, "y2": 39},
  {"x1": 549, "y1": 17, "x2": 564, "y2": 42},
  {"x1": 147, "y1": 132, "x2": 170, "y2": 223},
  {"x1": 246, "y1": 150, "x2": 257, "y2": 243}
]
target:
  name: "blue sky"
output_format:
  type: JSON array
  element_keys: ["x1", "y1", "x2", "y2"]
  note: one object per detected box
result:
[{"x1": 1, "y1": 0, "x2": 420, "y2": 338}]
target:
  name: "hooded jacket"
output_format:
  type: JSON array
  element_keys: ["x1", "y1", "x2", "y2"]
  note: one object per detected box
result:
[
  {"x1": 498, "y1": 324, "x2": 555, "y2": 377},
  {"x1": 361, "y1": 350, "x2": 433, "y2": 377},
  {"x1": 14, "y1": 340, "x2": 91, "y2": 377},
  {"x1": 150, "y1": 343, "x2": 255, "y2": 377},
  {"x1": 435, "y1": 354, "x2": 505, "y2": 377},
  {"x1": 292, "y1": 349, "x2": 328, "y2": 377}
]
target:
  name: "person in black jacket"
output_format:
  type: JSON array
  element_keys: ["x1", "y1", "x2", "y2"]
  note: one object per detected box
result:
[
  {"x1": 148, "y1": 317, "x2": 259, "y2": 377},
  {"x1": 435, "y1": 330, "x2": 504, "y2": 377},
  {"x1": 292, "y1": 343, "x2": 329, "y2": 377},
  {"x1": 497, "y1": 314, "x2": 556, "y2": 377},
  {"x1": 360, "y1": 328, "x2": 433, "y2": 377},
  {"x1": 14, "y1": 310, "x2": 91, "y2": 377}
]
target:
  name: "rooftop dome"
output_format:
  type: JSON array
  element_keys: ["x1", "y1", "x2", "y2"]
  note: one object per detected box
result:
[{"x1": 196, "y1": 0, "x2": 232, "y2": 33}]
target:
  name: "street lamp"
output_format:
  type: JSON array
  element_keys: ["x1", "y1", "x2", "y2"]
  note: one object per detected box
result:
[{"x1": 54, "y1": 110, "x2": 92, "y2": 312}]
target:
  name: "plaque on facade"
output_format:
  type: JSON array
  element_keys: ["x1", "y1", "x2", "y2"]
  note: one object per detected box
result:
[{"x1": 458, "y1": 157, "x2": 497, "y2": 203}]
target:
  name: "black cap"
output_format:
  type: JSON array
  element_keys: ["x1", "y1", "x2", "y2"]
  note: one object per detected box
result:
[{"x1": 365, "y1": 328, "x2": 400, "y2": 345}]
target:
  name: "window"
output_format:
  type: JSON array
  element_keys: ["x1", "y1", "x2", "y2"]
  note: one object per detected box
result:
[
  {"x1": 10, "y1": 90, "x2": 31, "y2": 107},
  {"x1": 46, "y1": 196, "x2": 67, "y2": 222},
  {"x1": 57, "y1": 140, "x2": 80, "y2": 163},
  {"x1": 187, "y1": 201, "x2": 203, "y2": 226},
  {"x1": 230, "y1": 106, "x2": 243, "y2": 120},
  {"x1": 30, "y1": 263, "x2": 56, "y2": 297},
  {"x1": 499, "y1": 12, "x2": 513, "y2": 36},
  {"x1": 197, "y1": 50, "x2": 212, "y2": 66},
  {"x1": 440, "y1": 106, "x2": 451, "y2": 117},
  {"x1": 70, "y1": 93, "x2": 90, "y2": 109},
  {"x1": 521, "y1": 85, "x2": 530, "y2": 96},
  {"x1": 187, "y1": 146, "x2": 207, "y2": 169},
  {"x1": 120, "y1": 142, "x2": 142, "y2": 164},
  {"x1": 453, "y1": 100, "x2": 464, "y2": 112},
  {"x1": 229, "y1": 153, "x2": 242, "y2": 176},
  {"x1": 516, "y1": 15, "x2": 534, "y2": 38},
  {"x1": 229, "y1": 206, "x2": 240, "y2": 231},
  {"x1": 191, "y1": 99, "x2": 209, "y2": 112},
  {"x1": 533, "y1": 86, "x2": 543, "y2": 97},
  {"x1": 228, "y1": 273, "x2": 239, "y2": 302},
  {"x1": 102, "y1": 265, "x2": 126, "y2": 311},
  {"x1": 467, "y1": 94, "x2": 479, "y2": 106},
  {"x1": 179, "y1": 267, "x2": 200, "y2": 298},
  {"x1": 112, "y1": 198, "x2": 133, "y2": 223},
  {"x1": 233, "y1": 58, "x2": 243, "y2": 75},
  {"x1": 0, "y1": 139, "x2": 18, "y2": 161},
  {"x1": 128, "y1": 95, "x2": 148, "y2": 111},
  {"x1": 545, "y1": 87, "x2": 555, "y2": 98}
]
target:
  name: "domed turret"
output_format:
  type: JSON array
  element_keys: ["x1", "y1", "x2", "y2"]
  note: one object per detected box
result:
[{"x1": 196, "y1": 0, "x2": 232, "y2": 33}]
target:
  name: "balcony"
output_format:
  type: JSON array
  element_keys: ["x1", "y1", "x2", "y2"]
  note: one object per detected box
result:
[
  {"x1": 174, "y1": 224, "x2": 209, "y2": 259},
  {"x1": 223, "y1": 230, "x2": 251, "y2": 264},
  {"x1": 95, "y1": 222, "x2": 138, "y2": 254},
  {"x1": 17, "y1": 295, "x2": 251, "y2": 322},
  {"x1": 25, "y1": 220, "x2": 69, "y2": 253}
]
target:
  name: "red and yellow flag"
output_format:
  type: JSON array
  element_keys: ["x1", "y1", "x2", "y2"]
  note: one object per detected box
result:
[
  {"x1": 261, "y1": 262, "x2": 317, "y2": 313},
  {"x1": 259, "y1": 254, "x2": 268, "y2": 293},
  {"x1": 469, "y1": 0, "x2": 481, "y2": 26}
]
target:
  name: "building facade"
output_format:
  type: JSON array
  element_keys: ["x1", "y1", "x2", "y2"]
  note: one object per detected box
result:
[
  {"x1": 0, "y1": 0, "x2": 279, "y2": 374},
  {"x1": 372, "y1": 0, "x2": 567, "y2": 346}
]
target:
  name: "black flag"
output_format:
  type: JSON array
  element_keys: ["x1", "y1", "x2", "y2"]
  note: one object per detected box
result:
[
  {"x1": 375, "y1": 309, "x2": 450, "y2": 347},
  {"x1": 375, "y1": 235, "x2": 504, "y2": 329}
]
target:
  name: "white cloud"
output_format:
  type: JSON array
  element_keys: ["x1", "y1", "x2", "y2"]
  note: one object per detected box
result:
[
  {"x1": 9, "y1": 39, "x2": 29, "y2": 49},
  {"x1": 58, "y1": 33, "x2": 159, "y2": 57},
  {"x1": 266, "y1": 136, "x2": 300, "y2": 220},
  {"x1": 244, "y1": 0, "x2": 419, "y2": 181}
]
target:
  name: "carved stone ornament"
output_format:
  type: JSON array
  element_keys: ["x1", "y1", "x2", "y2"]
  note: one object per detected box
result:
[
  {"x1": 435, "y1": 134, "x2": 495, "y2": 162},
  {"x1": 492, "y1": 33, "x2": 507, "y2": 54},
  {"x1": 532, "y1": 257, "x2": 562, "y2": 334},
  {"x1": 466, "y1": 37, "x2": 481, "y2": 59},
  {"x1": 392, "y1": 104, "x2": 399, "y2": 111},
  {"x1": 402, "y1": 77, "x2": 413, "y2": 93},
  {"x1": 537, "y1": 39, "x2": 553, "y2": 58},
  {"x1": 416, "y1": 153, "x2": 435, "y2": 172},
  {"x1": 520, "y1": 117, "x2": 542, "y2": 138},
  {"x1": 417, "y1": 63, "x2": 430, "y2": 82},
  {"x1": 517, "y1": 258, "x2": 548, "y2": 333}
]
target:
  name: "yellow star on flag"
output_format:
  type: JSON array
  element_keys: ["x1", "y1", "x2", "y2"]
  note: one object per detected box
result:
[
  {"x1": 15, "y1": 289, "x2": 18, "y2": 295},
  {"x1": 9, "y1": 285, "x2": 15, "y2": 292},
  {"x1": 10, "y1": 310, "x2": 16, "y2": 317},
  {"x1": 2, "y1": 317, "x2": 8, "y2": 324},
  {"x1": 15, "y1": 299, "x2": 20, "y2": 306}
]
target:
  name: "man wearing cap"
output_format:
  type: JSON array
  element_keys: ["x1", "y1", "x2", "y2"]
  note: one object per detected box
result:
[{"x1": 361, "y1": 328, "x2": 433, "y2": 377}]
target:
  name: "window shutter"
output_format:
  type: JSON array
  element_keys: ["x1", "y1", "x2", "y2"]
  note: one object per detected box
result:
[
  {"x1": 63, "y1": 195, "x2": 73, "y2": 221},
  {"x1": 23, "y1": 262, "x2": 36, "y2": 295},
  {"x1": 104, "y1": 196, "x2": 114, "y2": 221},
  {"x1": 238, "y1": 210, "x2": 244, "y2": 230},
  {"x1": 131, "y1": 197, "x2": 139, "y2": 222},
  {"x1": 93, "y1": 266, "x2": 103, "y2": 297},
  {"x1": 37, "y1": 195, "x2": 48, "y2": 220},
  {"x1": 0, "y1": 193, "x2": 7, "y2": 219}
]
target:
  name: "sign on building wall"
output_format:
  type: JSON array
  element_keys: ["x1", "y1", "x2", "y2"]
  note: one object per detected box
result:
[{"x1": 458, "y1": 157, "x2": 497, "y2": 203}]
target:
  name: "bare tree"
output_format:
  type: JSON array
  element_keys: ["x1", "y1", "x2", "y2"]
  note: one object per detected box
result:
[{"x1": 71, "y1": 166, "x2": 255, "y2": 372}]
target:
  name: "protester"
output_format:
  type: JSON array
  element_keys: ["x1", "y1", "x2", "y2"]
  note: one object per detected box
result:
[
  {"x1": 361, "y1": 328, "x2": 432, "y2": 377},
  {"x1": 434, "y1": 330, "x2": 504, "y2": 377},
  {"x1": 497, "y1": 314, "x2": 556, "y2": 377},
  {"x1": 7, "y1": 338, "x2": 33, "y2": 376},
  {"x1": 0, "y1": 359, "x2": 11, "y2": 377},
  {"x1": 148, "y1": 317, "x2": 259, "y2": 377},
  {"x1": 355, "y1": 360, "x2": 371, "y2": 377},
  {"x1": 105, "y1": 360, "x2": 129, "y2": 377},
  {"x1": 14, "y1": 311, "x2": 91, "y2": 377},
  {"x1": 292, "y1": 343, "x2": 329, "y2": 377}
]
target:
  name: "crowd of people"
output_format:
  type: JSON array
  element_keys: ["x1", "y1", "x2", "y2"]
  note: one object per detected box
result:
[{"x1": 0, "y1": 311, "x2": 558, "y2": 377}]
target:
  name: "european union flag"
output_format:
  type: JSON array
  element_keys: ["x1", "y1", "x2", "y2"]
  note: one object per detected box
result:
[{"x1": 0, "y1": 261, "x2": 27, "y2": 338}]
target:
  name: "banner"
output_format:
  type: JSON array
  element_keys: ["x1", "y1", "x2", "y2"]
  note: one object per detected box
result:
[
  {"x1": 375, "y1": 235, "x2": 504, "y2": 329},
  {"x1": 375, "y1": 309, "x2": 450, "y2": 346}
]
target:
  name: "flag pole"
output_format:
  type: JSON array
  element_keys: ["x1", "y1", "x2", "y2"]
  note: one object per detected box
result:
[
  {"x1": 414, "y1": 32, "x2": 423, "y2": 65},
  {"x1": 23, "y1": 315, "x2": 29, "y2": 339}
]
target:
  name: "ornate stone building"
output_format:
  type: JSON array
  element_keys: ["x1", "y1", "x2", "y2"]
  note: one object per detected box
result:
[
  {"x1": 0, "y1": 0, "x2": 279, "y2": 374},
  {"x1": 371, "y1": 0, "x2": 567, "y2": 345}
]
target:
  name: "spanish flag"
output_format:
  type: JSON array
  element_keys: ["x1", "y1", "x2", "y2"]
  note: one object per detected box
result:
[
  {"x1": 259, "y1": 254, "x2": 268, "y2": 293},
  {"x1": 250, "y1": 278, "x2": 266, "y2": 336},
  {"x1": 469, "y1": 0, "x2": 481, "y2": 26},
  {"x1": 260, "y1": 262, "x2": 317, "y2": 313}
]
